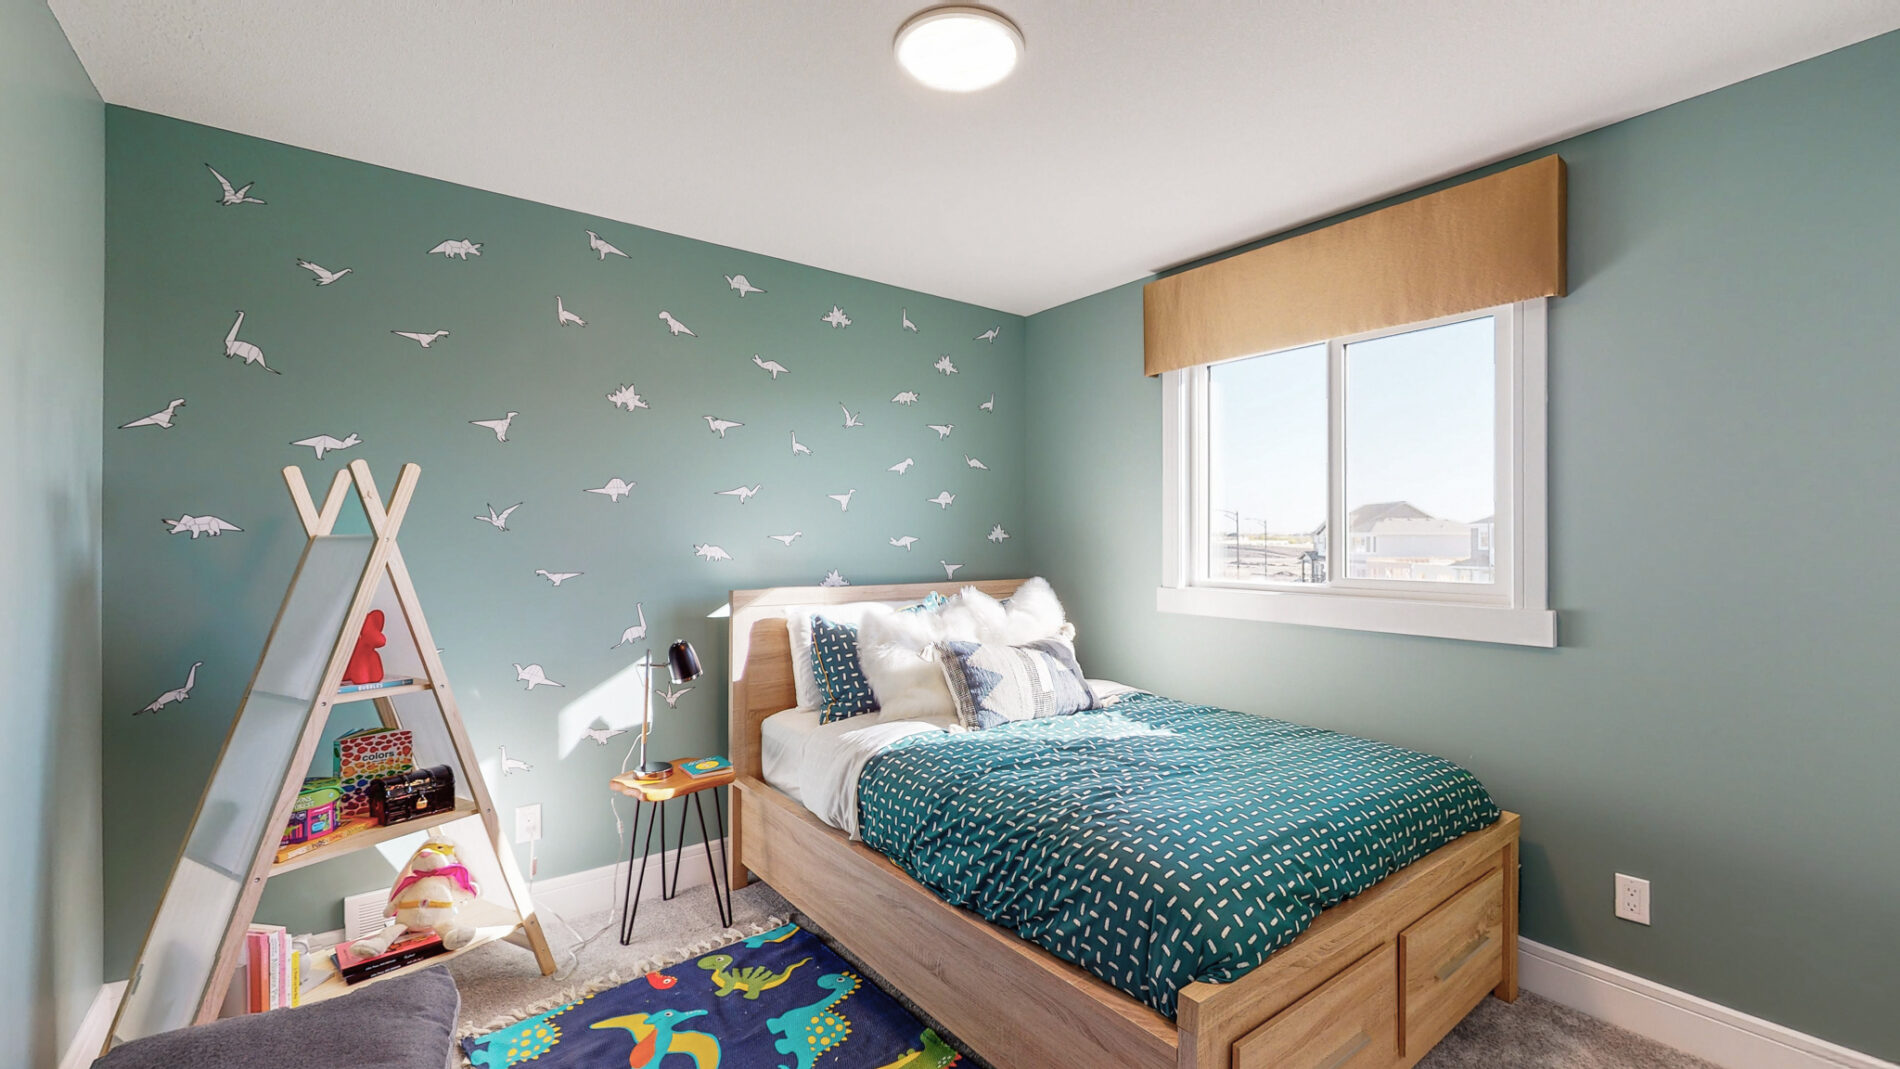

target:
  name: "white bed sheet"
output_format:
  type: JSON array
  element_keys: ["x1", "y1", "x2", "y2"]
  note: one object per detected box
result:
[{"x1": 758, "y1": 679, "x2": 1143, "y2": 838}]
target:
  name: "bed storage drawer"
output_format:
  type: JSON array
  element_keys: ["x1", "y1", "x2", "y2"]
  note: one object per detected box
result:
[
  {"x1": 1400, "y1": 866, "x2": 1505, "y2": 1057},
  {"x1": 1231, "y1": 943, "x2": 1397, "y2": 1069}
]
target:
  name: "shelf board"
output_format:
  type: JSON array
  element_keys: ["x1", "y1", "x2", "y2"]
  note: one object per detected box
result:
[
  {"x1": 300, "y1": 899, "x2": 527, "y2": 1005},
  {"x1": 270, "y1": 799, "x2": 481, "y2": 875},
  {"x1": 331, "y1": 681, "x2": 434, "y2": 704}
]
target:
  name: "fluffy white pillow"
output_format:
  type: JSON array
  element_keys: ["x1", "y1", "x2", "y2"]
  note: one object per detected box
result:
[
  {"x1": 953, "y1": 577, "x2": 1075, "y2": 646},
  {"x1": 787, "y1": 602, "x2": 894, "y2": 711},
  {"x1": 858, "y1": 578, "x2": 1074, "y2": 720},
  {"x1": 857, "y1": 607, "x2": 960, "y2": 720}
]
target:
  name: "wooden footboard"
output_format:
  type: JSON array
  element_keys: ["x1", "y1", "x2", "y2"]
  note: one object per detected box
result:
[{"x1": 725, "y1": 582, "x2": 1521, "y2": 1069}]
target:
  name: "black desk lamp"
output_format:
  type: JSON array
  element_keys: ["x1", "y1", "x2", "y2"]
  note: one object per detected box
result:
[{"x1": 634, "y1": 639, "x2": 702, "y2": 780}]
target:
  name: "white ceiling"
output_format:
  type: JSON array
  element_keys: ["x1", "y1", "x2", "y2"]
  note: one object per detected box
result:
[{"x1": 49, "y1": 1, "x2": 1900, "y2": 315}]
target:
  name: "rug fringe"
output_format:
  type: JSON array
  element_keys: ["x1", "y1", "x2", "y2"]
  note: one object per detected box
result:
[{"x1": 459, "y1": 914, "x2": 792, "y2": 1042}]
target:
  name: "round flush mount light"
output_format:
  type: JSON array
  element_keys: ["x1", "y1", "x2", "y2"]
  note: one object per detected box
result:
[{"x1": 894, "y1": 6, "x2": 1024, "y2": 92}]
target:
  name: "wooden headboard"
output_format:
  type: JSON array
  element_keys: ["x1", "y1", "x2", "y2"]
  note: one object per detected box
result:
[{"x1": 726, "y1": 579, "x2": 1029, "y2": 782}]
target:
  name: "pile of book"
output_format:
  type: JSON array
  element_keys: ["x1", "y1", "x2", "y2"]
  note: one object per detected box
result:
[
  {"x1": 243, "y1": 924, "x2": 301, "y2": 1012},
  {"x1": 333, "y1": 929, "x2": 447, "y2": 985}
]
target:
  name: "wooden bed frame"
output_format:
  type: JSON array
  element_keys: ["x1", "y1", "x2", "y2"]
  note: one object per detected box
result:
[{"x1": 727, "y1": 580, "x2": 1520, "y2": 1069}]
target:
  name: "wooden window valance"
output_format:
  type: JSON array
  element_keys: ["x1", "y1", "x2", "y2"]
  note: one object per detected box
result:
[{"x1": 1142, "y1": 156, "x2": 1566, "y2": 376}]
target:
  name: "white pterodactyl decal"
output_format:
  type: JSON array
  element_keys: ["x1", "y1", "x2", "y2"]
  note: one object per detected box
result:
[
  {"x1": 296, "y1": 259, "x2": 352, "y2": 285},
  {"x1": 206, "y1": 164, "x2": 264, "y2": 205}
]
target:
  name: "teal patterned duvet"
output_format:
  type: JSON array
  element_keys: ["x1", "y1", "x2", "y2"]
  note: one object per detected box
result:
[{"x1": 857, "y1": 693, "x2": 1500, "y2": 1017}]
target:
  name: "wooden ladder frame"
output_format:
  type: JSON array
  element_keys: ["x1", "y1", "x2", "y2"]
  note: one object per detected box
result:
[{"x1": 108, "y1": 461, "x2": 554, "y2": 1048}]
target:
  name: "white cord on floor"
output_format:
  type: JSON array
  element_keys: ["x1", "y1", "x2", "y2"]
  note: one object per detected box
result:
[
  {"x1": 531, "y1": 686, "x2": 685, "y2": 984},
  {"x1": 539, "y1": 729, "x2": 646, "y2": 982}
]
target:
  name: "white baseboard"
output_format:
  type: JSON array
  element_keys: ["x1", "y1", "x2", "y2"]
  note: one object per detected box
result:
[
  {"x1": 530, "y1": 837, "x2": 729, "y2": 924},
  {"x1": 1519, "y1": 939, "x2": 1893, "y2": 1069},
  {"x1": 301, "y1": 837, "x2": 731, "y2": 951},
  {"x1": 57, "y1": 979, "x2": 126, "y2": 1069}
]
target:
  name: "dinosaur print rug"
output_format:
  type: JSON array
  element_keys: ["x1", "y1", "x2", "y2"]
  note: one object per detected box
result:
[{"x1": 461, "y1": 923, "x2": 960, "y2": 1069}]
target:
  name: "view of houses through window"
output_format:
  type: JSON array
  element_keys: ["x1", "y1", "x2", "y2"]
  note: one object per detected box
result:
[{"x1": 1206, "y1": 316, "x2": 1497, "y2": 586}]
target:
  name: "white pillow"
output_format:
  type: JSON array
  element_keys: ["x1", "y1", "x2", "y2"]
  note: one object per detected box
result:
[
  {"x1": 858, "y1": 607, "x2": 960, "y2": 721},
  {"x1": 858, "y1": 578, "x2": 1074, "y2": 720},
  {"x1": 953, "y1": 577, "x2": 1076, "y2": 646},
  {"x1": 787, "y1": 602, "x2": 894, "y2": 711}
]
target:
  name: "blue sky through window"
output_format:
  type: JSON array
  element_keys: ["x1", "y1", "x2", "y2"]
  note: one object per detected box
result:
[{"x1": 1208, "y1": 317, "x2": 1494, "y2": 539}]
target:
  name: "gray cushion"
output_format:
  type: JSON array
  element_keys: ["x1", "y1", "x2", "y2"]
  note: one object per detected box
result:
[{"x1": 94, "y1": 966, "x2": 460, "y2": 1069}]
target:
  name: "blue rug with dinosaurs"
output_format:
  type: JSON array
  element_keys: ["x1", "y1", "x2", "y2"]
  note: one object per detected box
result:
[{"x1": 461, "y1": 922, "x2": 960, "y2": 1069}]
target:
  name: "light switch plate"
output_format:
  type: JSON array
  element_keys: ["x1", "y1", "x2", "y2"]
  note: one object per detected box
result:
[{"x1": 515, "y1": 803, "x2": 543, "y2": 844}]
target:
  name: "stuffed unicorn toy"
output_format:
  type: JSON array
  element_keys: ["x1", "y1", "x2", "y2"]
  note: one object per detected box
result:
[{"x1": 351, "y1": 836, "x2": 481, "y2": 956}]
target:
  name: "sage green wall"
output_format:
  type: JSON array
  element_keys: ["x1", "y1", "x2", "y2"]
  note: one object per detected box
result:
[
  {"x1": 2, "y1": 1, "x2": 105, "y2": 1064},
  {"x1": 103, "y1": 106, "x2": 1027, "y2": 971},
  {"x1": 1023, "y1": 32, "x2": 1900, "y2": 1059}
]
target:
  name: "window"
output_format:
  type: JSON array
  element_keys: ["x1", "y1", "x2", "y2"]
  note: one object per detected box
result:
[{"x1": 1160, "y1": 300, "x2": 1553, "y2": 646}]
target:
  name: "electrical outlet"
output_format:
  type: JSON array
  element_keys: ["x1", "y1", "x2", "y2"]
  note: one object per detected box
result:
[
  {"x1": 515, "y1": 803, "x2": 543, "y2": 845},
  {"x1": 1615, "y1": 873, "x2": 1650, "y2": 925}
]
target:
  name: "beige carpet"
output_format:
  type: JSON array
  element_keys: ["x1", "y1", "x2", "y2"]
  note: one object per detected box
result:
[{"x1": 449, "y1": 882, "x2": 1717, "y2": 1069}]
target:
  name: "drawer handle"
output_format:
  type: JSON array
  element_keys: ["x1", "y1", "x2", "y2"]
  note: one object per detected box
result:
[
  {"x1": 1317, "y1": 1030, "x2": 1370, "y2": 1069},
  {"x1": 1434, "y1": 933, "x2": 1493, "y2": 981}
]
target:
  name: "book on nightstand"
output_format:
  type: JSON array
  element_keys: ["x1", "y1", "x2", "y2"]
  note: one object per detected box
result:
[{"x1": 679, "y1": 755, "x2": 731, "y2": 779}]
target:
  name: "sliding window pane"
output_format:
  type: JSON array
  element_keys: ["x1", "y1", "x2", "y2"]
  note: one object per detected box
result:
[
  {"x1": 1344, "y1": 317, "x2": 1495, "y2": 584},
  {"x1": 1207, "y1": 343, "x2": 1328, "y2": 583}
]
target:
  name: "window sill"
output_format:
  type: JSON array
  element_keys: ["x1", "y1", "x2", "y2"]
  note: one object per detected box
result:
[{"x1": 1156, "y1": 585, "x2": 1557, "y2": 647}]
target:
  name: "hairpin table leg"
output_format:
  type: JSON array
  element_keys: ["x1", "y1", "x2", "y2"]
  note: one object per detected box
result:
[
  {"x1": 691, "y1": 791, "x2": 733, "y2": 928},
  {"x1": 618, "y1": 797, "x2": 670, "y2": 945},
  {"x1": 666, "y1": 798, "x2": 689, "y2": 901}
]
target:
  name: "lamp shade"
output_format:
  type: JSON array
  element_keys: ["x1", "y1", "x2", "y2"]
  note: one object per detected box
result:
[{"x1": 667, "y1": 640, "x2": 702, "y2": 685}]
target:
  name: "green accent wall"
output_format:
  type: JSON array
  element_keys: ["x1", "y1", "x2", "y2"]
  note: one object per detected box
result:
[
  {"x1": 1023, "y1": 31, "x2": 1900, "y2": 1060},
  {"x1": 103, "y1": 107, "x2": 1026, "y2": 970},
  {"x1": 1, "y1": 0, "x2": 105, "y2": 1063}
]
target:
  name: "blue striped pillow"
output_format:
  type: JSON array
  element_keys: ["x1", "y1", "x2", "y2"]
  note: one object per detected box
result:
[
  {"x1": 937, "y1": 637, "x2": 1097, "y2": 730},
  {"x1": 811, "y1": 614, "x2": 880, "y2": 723}
]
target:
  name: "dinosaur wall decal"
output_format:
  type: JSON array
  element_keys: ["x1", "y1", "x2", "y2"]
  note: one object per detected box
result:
[
  {"x1": 608, "y1": 383, "x2": 649, "y2": 411},
  {"x1": 120, "y1": 398, "x2": 186, "y2": 430},
  {"x1": 205, "y1": 164, "x2": 264, "y2": 205},
  {"x1": 428, "y1": 238, "x2": 482, "y2": 259},
  {"x1": 587, "y1": 230, "x2": 629, "y2": 260},
  {"x1": 162, "y1": 515, "x2": 242, "y2": 539},
  {"x1": 137, "y1": 662, "x2": 202, "y2": 715},
  {"x1": 223, "y1": 311, "x2": 280, "y2": 373}
]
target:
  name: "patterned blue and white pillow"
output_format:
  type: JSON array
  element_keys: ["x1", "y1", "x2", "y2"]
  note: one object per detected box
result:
[
  {"x1": 901, "y1": 591, "x2": 950, "y2": 614},
  {"x1": 811, "y1": 614, "x2": 880, "y2": 723},
  {"x1": 937, "y1": 638, "x2": 1097, "y2": 730}
]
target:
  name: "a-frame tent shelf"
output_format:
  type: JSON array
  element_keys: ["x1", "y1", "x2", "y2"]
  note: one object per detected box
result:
[{"x1": 107, "y1": 461, "x2": 556, "y2": 1051}]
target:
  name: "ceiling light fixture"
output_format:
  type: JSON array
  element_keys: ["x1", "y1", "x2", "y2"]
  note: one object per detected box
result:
[{"x1": 894, "y1": 6, "x2": 1023, "y2": 92}]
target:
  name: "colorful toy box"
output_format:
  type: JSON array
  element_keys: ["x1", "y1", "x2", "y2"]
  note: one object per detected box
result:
[{"x1": 281, "y1": 777, "x2": 343, "y2": 846}]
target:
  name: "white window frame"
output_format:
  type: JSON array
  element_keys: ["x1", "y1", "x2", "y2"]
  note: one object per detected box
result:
[{"x1": 1158, "y1": 298, "x2": 1555, "y2": 647}]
